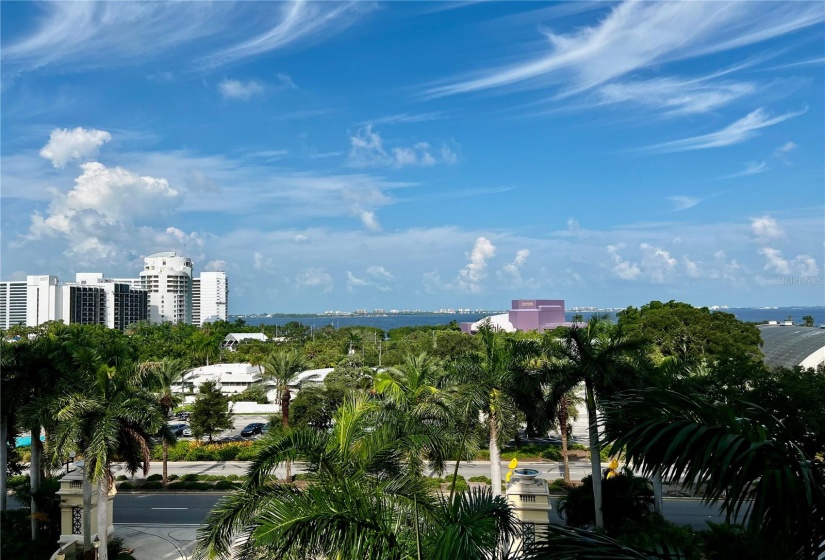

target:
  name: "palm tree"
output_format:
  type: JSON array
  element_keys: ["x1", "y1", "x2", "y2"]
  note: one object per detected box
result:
[
  {"x1": 541, "y1": 315, "x2": 646, "y2": 528},
  {"x1": 195, "y1": 394, "x2": 516, "y2": 559},
  {"x1": 450, "y1": 324, "x2": 540, "y2": 497},
  {"x1": 602, "y1": 388, "x2": 825, "y2": 559},
  {"x1": 143, "y1": 358, "x2": 186, "y2": 485},
  {"x1": 261, "y1": 349, "x2": 314, "y2": 480},
  {"x1": 374, "y1": 352, "x2": 448, "y2": 417},
  {"x1": 52, "y1": 348, "x2": 165, "y2": 560}
]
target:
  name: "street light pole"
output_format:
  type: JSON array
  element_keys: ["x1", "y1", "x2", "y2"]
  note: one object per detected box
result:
[
  {"x1": 66, "y1": 451, "x2": 76, "y2": 474},
  {"x1": 93, "y1": 535, "x2": 100, "y2": 560}
]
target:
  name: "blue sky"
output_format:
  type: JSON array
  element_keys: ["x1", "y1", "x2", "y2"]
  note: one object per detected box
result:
[{"x1": 2, "y1": 1, "x2": 823, "y2": 313}]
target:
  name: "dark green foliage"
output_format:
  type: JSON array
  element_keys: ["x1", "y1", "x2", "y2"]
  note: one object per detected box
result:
[
  {"x1": 115, "y1": 475, "x2": 128, "y2": 481},
  {"x1": 146, "y1": 473, "x2": 162, "y2": 481},
  {"x1": 603, "y1": 388, "x2": 825, "y2": 559},
  {"x1": 1, "y1": 510, "x2": 59, "y2": 560},
  {"x1": 558, "y1": 470, "x2": 654, "y2": 531},
  {"x1": 547, "y1": 478, "x2": 573, "y2": 492},
  {"x1": 214, "y1": 480, "x2": 238, "y2": 491},
  {"x1": 142, "y1": 481, "x2": 162, "y2": 489},
  {"x1": 180, "y1": 473, "x2": 200, "y2": 481},
  {"x1": 616, "y1": 300, "x2": 762, "y2": 363},
  {"x1": 189, "y1": 380, "x2": 233, "y2": 442},
  {"x1": 233, "y1": 383, "x2": 270, "y2": 404},
  {"x1": 468, "y1": 476, "x2": 491, "y2": 484},
  {"x1": 118, "y1": 481, "x2": 134, "y2": 490}
]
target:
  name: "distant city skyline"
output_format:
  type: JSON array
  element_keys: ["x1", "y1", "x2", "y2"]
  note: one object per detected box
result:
[{"x1": 2, "y1": 2, "x2": 823, "y2": 313}]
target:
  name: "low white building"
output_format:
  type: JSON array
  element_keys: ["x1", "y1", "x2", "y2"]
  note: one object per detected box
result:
[
  {"x1": 222, "y1": 333, "x2": 269, "y2": 351},
  {"x1": 173, "y1": 363, "x2": 333, "y2": 405}
]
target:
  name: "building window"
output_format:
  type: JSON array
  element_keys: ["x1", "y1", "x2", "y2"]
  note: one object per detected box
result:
[
  {"x1": 72, "y1": 506, "x2": 82, "y2": 534},
  {"x1": 521, "y1": 522, "x2": 535, "y2": 546}
]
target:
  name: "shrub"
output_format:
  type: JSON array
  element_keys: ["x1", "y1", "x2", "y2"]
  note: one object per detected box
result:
[
  {"x1": 180, "y1": 473, "x2": 200, "y2": 482},
  {"x1": 213, "y1": 480, "x2": 237, "y2": 491},
  {"x1": 443, "y1": 474, "x2": 468, "y2": 492},
  {"x1": 142, "y1": 481, "x2": 163, "y2": 490},
  {"x1": 468, "y1": 476, "x2": 491, "y2": 484},
  {"x1": 225, "y1": 474, "x2": 239, "y2": 481},
  {"x1": 293, "y1": 473, "x2": 313, "y2": 481},
  {"x1": 168, "y1": 474, "x2": 179, "y2": 481},
  {"x1": 185, "y1": 445, "x2": 214, "y2": 461},
  {"x1": 118, "y1": 482, "x2": 134, "y2": 490},
  {"x1": 236, "y1": 447, "x2": 259, "y2": 461},
  {"x1": 146, "y1": 474, "x2": 163, "y2": 481},
  {"x1": 547, "y1": 478, "x2": 573, "y2": 492},
  {"x1": 541, "y1": 446, "x2": 563, "y2": 461},
  {"x1": 115, "y1": 475, "x2": 128, "y2": 481},
  {"x1": 558, "y1": 469, "x2": 653, "y2": 532},
  {"x1": 216, "y1": 445, "x2": 240, "y2": 461}
]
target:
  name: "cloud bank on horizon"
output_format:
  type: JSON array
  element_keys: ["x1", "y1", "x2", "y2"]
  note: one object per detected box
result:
[{"x1": 1, "y1": 1, "x2": 823, "y2": 312}]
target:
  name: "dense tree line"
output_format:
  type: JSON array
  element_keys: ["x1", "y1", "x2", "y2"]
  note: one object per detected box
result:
[{"x1": 2, "y1": 301, "x2": 823, "y2": 560}]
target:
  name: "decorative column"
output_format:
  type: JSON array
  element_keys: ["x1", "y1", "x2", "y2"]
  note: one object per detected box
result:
[
  {"x1": 505, "y1": 468, "x2": 552, "y2": 555},
  {"x1": 56, "y1": 462, "x2": 116, "y2": 545}
]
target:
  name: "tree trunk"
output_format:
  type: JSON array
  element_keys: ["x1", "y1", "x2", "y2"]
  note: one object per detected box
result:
[
  {"x1": 97, "y1": 474, "x2": 110, "y2": 560},
  {"x1": 558, "y1": 398, "x2": 571, "y2": 484},
  {"x1": 585, "y1": 382, "x2": 604, "y2": 529},
  {"x1": 282, "y1": 388, "x2": 291, "y2": 481},
  {"x1": 30, "y1": 424, "x2": 41, "y2": 540},
  {"x1": 489, "y1": 414, "x2": 502, "y2": 498},
  {"x1": 652, "y1": 469, "x2": 664, "y2": 515},
  {"x1": 83, "y1": 476, "x2": 92, "y2": 555},
  {"x1": 0, "y1": 417, "x2": 7, "y2": 512},
  {"x1": 162, "y1": 438, "x2": 169, "y2": 485}
]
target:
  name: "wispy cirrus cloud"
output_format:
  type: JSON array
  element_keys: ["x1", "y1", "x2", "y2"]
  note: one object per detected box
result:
[
  {"x1": 719, "y1": 161, "x2": 768, "y2": 180},
  {"x1": 348, "y1": 125, "x2": 458, "y2": 168},
  {"x1": 667, "y1": 196, "x2": 701, "y2": 212},
  {"x1": 423, "y1": 1, "x2": 824, "y2": 100},
  {"x1": 646, "y1": 107, "x2": 806, "y2": 153},
  {"x1": 365, "y1": 112, "x2": 445, "y2": 126},
  {"x1": 2, "y1": 1, "x2": 372, "y2": 74},
  {"x1": 199, "y1": 1, "x2": 371, "y2": 69}
]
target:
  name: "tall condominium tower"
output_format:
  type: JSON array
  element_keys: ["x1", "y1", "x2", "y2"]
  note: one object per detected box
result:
[
  {"x1": 0, "y1": 280, "x2": 28, "y2": 329},
  {"x1": 197, "y1": 271, "x2": 228, "y2": 326},
  {"x1": 140, "y1": 252, "x2": 193, "y2": 324}
]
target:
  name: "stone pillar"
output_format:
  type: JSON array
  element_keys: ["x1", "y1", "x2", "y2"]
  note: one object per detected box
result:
[
  {"x1": 56, "y1": 463, "x2": 116, "y2": 545},
  {"x1": 505, "y1": 468, "x2": 552, "y2": 555}
]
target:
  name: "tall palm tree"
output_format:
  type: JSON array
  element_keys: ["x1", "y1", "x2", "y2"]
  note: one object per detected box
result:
[
  {"x1": 602, "y1": 388, "x2": 825, "y2": 559},
  {"x1": 451, "y1": 324, "x2": 540, "y2": 497},
  {"x1": 261, "y1": 349, "x2": 313, "y2": 480},
  {"x1": 541, "y1": 315, "x2": 646, "y2": 528},
  {"x1": 374, "y1": 352, "x2": 448, "y2": 417},
  {"x1": 195, "y1": 394, "x2": 516, "y2": 559},
  {"x1": 143, "y1": 358, "x2": 186, "y2": 485},
  {"x1": 52, "y1": 349, "x2": 164, "y2": 560}
]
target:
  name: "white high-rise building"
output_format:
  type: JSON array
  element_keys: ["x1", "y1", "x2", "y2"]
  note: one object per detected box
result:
[
  {"x1": 26, "y1": 275, "x2": 61, "y2": 326},
  {"x1": 140, "y1": 252, "x2": 193, "y2": 324},
  {"x1": 197, "y1": 271, "x2": 228, "y2": 326},
  {"x1": 192, "y1": 278, "x2": 201, "y2": 327},
  {"x1": 0, "y1": 281, "x2": 28, "y2": 329}
]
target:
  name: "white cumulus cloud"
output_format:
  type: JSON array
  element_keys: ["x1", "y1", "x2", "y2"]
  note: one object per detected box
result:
[
  {"x1": 499, "y1": 248, "x2": 531, "y2": 284},
  {"x1": 296, "y1": 267, "x2": 334, "y2": 292},
  {"x1": 218, "y1": 79, "x2": 264, "y2": 100},
  {"x1": 21, "y1": 162, "x2": 185, "y2": 262},
  {"x1": 751, "y1": 215, "x2": 784, "y2": 242},
  {"x1": 348, "y1": 125, "x2": 457, "y2": 168},
  {"x1": 40, "y1": 127, "x2": 111, "y2": 168},
  {"x1": 607, "y1": 244, "x2": 641, "y2": 280},
  {"x1": 640, "y1": 243, "x2": 678, "y2": 283},
  {"x1": 455, "y1": 237, "x2": 496, "y2": 293}
]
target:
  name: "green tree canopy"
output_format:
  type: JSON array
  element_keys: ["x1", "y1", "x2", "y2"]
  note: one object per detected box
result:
[{"x1": 190, "y1": 381, "x2": 233, "y2": 442}]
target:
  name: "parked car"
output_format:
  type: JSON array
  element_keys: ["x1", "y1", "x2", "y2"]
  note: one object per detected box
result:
[
  {"x1": 182, "y1": 426, "x2": 193, "y2": 437},
  {"x1": 169, "y1": 423, "x2": 187, "y2": 436},
  {"x1": 261, "y1": 423, "x2": 271, "y2": 435},
  {"x1": 241, "y1": 423, "x2": 265, "y2": 437},
  {"x1": 175, "y1": 411, "x2": 191, "y2": 420}
]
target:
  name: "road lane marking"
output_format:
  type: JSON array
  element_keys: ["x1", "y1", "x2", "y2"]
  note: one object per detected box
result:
[{"x1": 151, "y1": 507, "x2": 188, "y2": 510}]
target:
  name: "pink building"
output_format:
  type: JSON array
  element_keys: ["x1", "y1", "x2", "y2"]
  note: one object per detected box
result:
[{"x1": 461, "y1": 299, "x2": 570, "y2": 334}]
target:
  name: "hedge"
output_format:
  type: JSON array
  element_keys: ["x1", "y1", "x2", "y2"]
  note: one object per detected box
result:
[{"x1": 151, "y1": 440, "x2": 259, "y2": 462}]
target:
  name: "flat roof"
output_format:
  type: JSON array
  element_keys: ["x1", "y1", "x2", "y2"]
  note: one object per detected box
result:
[{"x1": 757, "y1": 325, "x2": 825, "y2": 369}]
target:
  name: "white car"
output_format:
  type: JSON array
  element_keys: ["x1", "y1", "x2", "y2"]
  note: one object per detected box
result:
[{"x1": 182, "y1": 426, "x2": 193, "y2": 437}]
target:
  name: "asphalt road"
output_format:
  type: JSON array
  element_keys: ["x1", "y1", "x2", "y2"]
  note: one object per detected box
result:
[
  {"x1": 168, "y1": 415, "x2": 271, "y2": 442},
  {"x1": 113, "y1": 493, "x2": 728, "y2": 530}
]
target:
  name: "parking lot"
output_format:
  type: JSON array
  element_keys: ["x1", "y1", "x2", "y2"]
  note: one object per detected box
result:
[{"x1": 168, "y1": 414, "x2": 273, "y2": 442}]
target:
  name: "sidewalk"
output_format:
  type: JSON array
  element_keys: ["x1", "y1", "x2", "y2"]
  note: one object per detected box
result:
[{"x1": 114, "y1": 524, "x2": 196, "y2": 560}]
